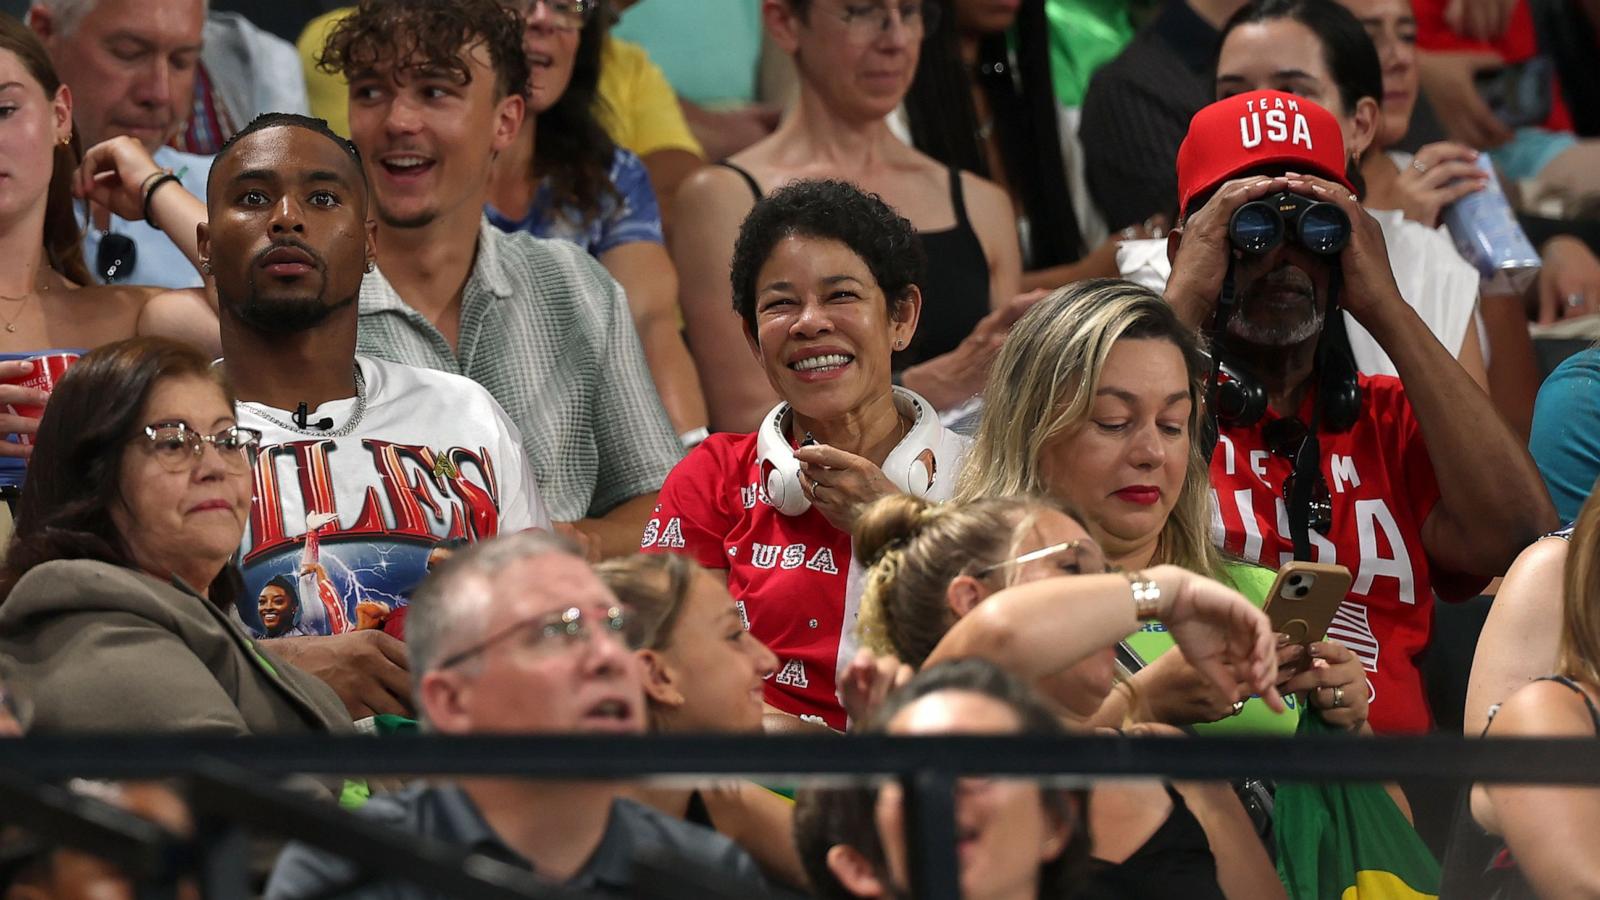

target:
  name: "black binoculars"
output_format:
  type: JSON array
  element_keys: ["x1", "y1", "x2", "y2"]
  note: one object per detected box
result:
[{"x1": 1228, "y1": 191, "x2": 1350, "y2": 256}]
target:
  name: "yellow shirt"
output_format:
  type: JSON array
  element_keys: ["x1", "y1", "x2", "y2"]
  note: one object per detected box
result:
[{"x1": 295, "y1": 8, "x2": 704, "y2": 160}]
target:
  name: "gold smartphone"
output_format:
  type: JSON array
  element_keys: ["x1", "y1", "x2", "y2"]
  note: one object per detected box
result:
[{"x1": 1263, "y1": 561, "x2": 1353, "y2": 675}]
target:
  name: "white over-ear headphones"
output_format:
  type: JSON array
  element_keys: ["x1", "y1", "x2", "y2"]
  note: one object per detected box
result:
[{"x1": 756, "y1": 387, "x2": 961, "y2": 516}]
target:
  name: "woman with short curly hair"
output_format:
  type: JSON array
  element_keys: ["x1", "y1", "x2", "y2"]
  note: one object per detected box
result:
[{"x1": 640, "y1": 178, "x2": 970, "y2": 732}]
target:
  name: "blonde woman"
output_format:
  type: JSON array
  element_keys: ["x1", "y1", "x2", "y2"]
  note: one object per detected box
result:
[
  {"x1": 1463, "y1": 491, "x2": 1600, "y2": 898},
  {"x1": 955, "y1": 279, "x2": 1369, "y2": 734},
  {"x1": 849, "y1": 491, "x2": 1286, "y2": 900},
  {"x1": 598, "y1": 553, "x2": 805, "y2": 890}
]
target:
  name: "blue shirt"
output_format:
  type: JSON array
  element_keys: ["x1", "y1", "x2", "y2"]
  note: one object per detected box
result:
[
  {"x1": 1530, "y1": 349, "x2": 1600, "y2": 522},
  {"x1": 484, "y1": 147, "x2": 663, "y2": 257},
  {"x1": 79, "y1": 146, "x2": 211, "y2": 289}
]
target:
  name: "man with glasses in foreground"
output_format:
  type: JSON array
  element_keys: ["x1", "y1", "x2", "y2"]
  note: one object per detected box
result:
[
  {"x1": 1163, "y1": 91, "x2": 1553, "y2": 734},
  {"x1": 203, "y1": 112, "x2": 550, "y2": 722},
  {"x1": 266, "y1": 530, "x2": 789, "y2": 899}
]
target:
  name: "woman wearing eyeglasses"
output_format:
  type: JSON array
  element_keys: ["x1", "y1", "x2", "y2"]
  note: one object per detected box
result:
[
  {"x1": 672, "y1": 0, "x2": 1026, "y2": 434},
  {"x1": 850, "y1": 491, "x2": 1287, "y2": 900},
  {"x1": 0, "y1": 17, "x2": 217, "y2": 481},
  {"x1": 952, "y1": 279, "x2": 1373, "y2": 738},
  {"x1": 486, "y1": 0, "x2": 708, "y2": 441},
  {"x1": 0, "y1": 338, "x2": 350, "y2": 736}
]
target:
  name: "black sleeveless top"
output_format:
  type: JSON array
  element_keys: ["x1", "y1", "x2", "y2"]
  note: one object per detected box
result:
[
  {"x1": 1439, "y1": 675, "x2": 1600, "y2": 900},
  {"x1": 1075, "y1": 784, "x2": 1228, "y2": 900},
  {"x1": 716, "y1": 162, "x2": 991, "y2": 368}
]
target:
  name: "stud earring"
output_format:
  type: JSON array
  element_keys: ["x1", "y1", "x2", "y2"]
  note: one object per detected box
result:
[
  {"x1": 365, "y1": 260, "x2": 375, "y2": 273},
  {"x1": 893, "y1": 339, "x2": 904, "y2": 349},
  {"x1": 201, "y1": 261, "x2": 212, "y2": 274}
]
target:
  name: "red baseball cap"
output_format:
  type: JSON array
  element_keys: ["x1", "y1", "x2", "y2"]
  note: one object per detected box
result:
[{"x1": 1176, "y1": 90, "x2": 1355, "y2": 216}]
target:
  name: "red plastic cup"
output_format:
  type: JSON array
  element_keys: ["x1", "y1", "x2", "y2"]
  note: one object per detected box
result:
[{"x1": 3, "y1": 352, "x2": 80, "y2": 445}]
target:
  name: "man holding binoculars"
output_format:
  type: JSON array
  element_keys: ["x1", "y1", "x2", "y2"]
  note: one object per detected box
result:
[{"x1": 1163, "y1": 90, "x2": 1552, "y2": 735}]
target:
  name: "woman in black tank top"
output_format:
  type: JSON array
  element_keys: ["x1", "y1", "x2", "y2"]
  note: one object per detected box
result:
[
  {"x1": 1444, "y1": 498, "x2": 1600, "y2": 899},
  {"x1": 716, "y1": 161, "x2": 989, "y2": 368},
  {"x1": 669, "y1": 0, "x2": 1021, "y2": 434}
]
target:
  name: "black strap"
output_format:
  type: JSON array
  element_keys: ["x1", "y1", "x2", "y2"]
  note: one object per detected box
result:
[
  {"x1": 715, "y1": 161, "x2": 763, "y2": 201},
  {"x1": 946, "y1": 167, "x2": 970, "y2": 229},
  {"x1": 1534, "y1": 675, "x2": 1600, "y2": 732},
  {"x1": 1201, "y1": 268, "x2": 1237, "y2": 466},
  {"x1": 1286, "y1": 403, "x2": 1322, "y2": 562}
]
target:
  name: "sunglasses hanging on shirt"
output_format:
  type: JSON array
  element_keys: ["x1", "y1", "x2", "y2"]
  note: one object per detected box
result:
[{"x1": 96, "y1": 231, "x2": 137, "y2": 283}]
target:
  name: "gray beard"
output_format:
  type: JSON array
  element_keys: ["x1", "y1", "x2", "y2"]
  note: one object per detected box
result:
[{"x1": 1227, "y1": 306, "x2": 1326, "y2": 347}]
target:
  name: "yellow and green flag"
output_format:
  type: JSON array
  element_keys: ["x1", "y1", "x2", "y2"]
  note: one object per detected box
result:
[{"x1": 1275, "y1": 714, "x2": 1441, "y2": 900}]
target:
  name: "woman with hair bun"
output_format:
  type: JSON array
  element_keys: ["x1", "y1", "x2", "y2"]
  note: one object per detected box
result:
[{"x1": 848, "y1": 490, "x2": 1287, "y2": 900}]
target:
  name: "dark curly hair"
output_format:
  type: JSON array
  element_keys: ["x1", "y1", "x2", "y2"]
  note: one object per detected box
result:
[
  {"x1": 729, "y1": 179, "x2": 926, "y2": 338},
  {"x1": 525, "y1": 1, "x2": 620, "y2": 227},
  {"x1": 0, "y1": 339, "x2": 243, "y2": 609},
  {"x1": 318, "y1": 0, "x2": 530, "y2": 103}
]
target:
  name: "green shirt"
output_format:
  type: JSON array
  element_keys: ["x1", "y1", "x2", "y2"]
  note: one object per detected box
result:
[
  {"x1": 1123, "y1": 562, "x2": 1304, "y2": 735},
  {"x1": 1046, "y1": 0, "x2": 1136, "y2": 107}
]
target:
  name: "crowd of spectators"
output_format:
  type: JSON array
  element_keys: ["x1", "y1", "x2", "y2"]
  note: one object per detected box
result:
[{"x1": 0, "y1": 0, "x2": 1598, "y2": 897}]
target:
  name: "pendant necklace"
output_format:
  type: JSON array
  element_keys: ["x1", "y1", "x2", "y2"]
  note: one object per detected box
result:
[{"x1": 0, "y1": 280, "x2": 48, "y2": 334}]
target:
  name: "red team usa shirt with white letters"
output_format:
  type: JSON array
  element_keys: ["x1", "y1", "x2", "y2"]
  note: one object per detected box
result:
[
  {"x1": 641, "y1": 432, "x2": 853, "y2": 730},
  {"x1": 1211, "y1": 374, "x2": 1478, "y2": 734}
]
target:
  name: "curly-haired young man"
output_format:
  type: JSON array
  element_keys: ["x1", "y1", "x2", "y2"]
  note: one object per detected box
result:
[{"x1": 320, "y1": 0, "x2": 681, "y2": 560}]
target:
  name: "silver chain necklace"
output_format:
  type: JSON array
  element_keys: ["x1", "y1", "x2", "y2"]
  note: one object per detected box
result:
[{"x1": 241, "y1": 367, "x2": 369, "y2": 438}]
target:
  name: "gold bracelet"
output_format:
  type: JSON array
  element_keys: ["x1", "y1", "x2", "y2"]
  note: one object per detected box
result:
[{"x1": 1125, "y1": 571, "x2": 1162, "y2": 620}]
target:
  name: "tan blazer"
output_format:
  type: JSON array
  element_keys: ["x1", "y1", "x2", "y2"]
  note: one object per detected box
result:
[{"x1": 0, "y1": 559, "x2": 350, "y2": 735}]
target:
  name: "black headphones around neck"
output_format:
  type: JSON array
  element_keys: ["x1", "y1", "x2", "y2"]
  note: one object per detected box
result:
[
  {"x1": 1206, "y1": 266, "x2": 1361, "y2": 436},
  {"x1": 1204, "y1": 264, "x2": 1362, "y2": 562}
]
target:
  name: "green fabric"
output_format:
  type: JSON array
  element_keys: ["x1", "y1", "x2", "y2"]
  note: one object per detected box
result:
[
  {"x1": 339, "y1": 779, "x2": 372, "y2": 811},
  {"x1": 1275, "y1": 714, "x2": 1441, "y2": 900},
  {"x1": 1123, "y1": 562, "x2": 1305, "y2": 735},
  {"x1": 371, "y1": 714, "x2": 419, "y2": 735},
  {"x1": 1045, "y1": 0, "x2": 1136, "y2": 107}
]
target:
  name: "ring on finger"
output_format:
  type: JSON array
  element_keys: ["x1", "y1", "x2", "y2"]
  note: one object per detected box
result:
[
  {"x1": 1331, "y1": 684, "x2": 1345, "y2": 708},
  {"x1": 1230, "y1": 700, "x2": 1246, "y2": 716},
  {"x1": 1566, "y1": 292, "x2": 1586, "y2": 310},
  {"x1": 1411, "y1": 159, "x2": 1428, "y2": 174}
]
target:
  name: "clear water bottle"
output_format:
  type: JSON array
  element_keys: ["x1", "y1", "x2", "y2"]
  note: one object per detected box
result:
[{"x1": 1441, "y1": 154, "x2": 1542, "y2": 295}]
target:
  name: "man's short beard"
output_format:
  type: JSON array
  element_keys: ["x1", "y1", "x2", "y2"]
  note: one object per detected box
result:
[
  {"x1": 234, "y1": 293, "x2": 355, "y2": 334},
  {"x1": 1228, "y1": 306, "x2": 1326, "y2": 347},
  {"x1": 377, "y1": 201, "x2": 437, "y2": 230}
]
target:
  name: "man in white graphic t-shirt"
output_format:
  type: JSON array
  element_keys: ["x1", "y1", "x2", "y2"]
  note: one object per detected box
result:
[{"x1": 198, "y1": 112, "x2": 550, "y2": 720}]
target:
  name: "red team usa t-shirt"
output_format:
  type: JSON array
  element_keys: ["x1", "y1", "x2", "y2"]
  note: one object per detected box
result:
[
  {"x1": 642, "y1": 432, "x2": 855, "y2": 730},
  {"x1": 1210, "y1": 374, "x2": 1477, "y2": 734}
]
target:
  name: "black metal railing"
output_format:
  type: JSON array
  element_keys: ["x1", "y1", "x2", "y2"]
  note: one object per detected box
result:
[{"x1": 4, "y1": 733, "x2": 1596, "y2": 899}]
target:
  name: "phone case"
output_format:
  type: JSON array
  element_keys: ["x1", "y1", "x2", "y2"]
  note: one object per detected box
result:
[{"x1": 1263, "y1": 562, "x2": 1353, "y2": 648}]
